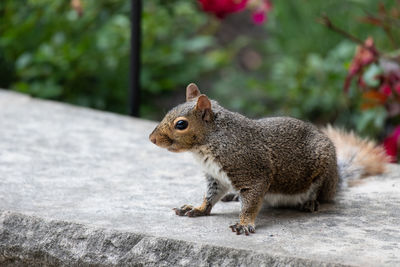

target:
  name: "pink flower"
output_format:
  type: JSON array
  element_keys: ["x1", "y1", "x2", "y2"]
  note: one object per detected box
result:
[
  {"x1": 380, "y1": 83, "x2": 392, "y2": 96},
  {"x1": 198, "y1": 0, "x2": 272, "y2": 24},
  {"x1": 252, "y1": 10, "x2": 266, "y2": 24},
  {"x1": 198, "y1": 0, "x2": 249, "y2": 19},
  {"x1": 251, "y1": 0, "x2": 272, "y2": 24},
  {"x1": 384, "y1": 126, "x2": 400, "y2": 162}
]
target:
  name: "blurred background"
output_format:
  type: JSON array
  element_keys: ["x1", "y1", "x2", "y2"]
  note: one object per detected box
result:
[{"x1": 0, "y1": 0, "x2": 399, "y2": 161}]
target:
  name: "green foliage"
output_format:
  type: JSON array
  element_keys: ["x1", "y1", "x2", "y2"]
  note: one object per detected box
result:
[
  {"x1": 140, "y1": 1, "x2": 230, "y2": 117},
  {"x1": 0, "y1": 0, "x2": 132, "y2": 112},
  {"x1": 208, "y1": 0, "x2": 397, "y2": 138},
  {"x1": 0, "y1": 0, "x2": 232, "y2": 117},
  {"x1": 0, "y1": 0, "x2": 396, "y2": 139}
]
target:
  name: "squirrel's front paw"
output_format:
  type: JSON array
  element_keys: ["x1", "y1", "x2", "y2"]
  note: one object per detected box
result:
[
  {"x1": 173, "y1": 204, "x2": 211, "y2": 217},
  {"x1": 229, "y1": 223, "x2": 256, "y2": 235}
]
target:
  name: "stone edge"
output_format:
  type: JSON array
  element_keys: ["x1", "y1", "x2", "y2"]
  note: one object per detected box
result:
[{"x1": 0, "y1": 210, "x2": 349, "y2": 267}]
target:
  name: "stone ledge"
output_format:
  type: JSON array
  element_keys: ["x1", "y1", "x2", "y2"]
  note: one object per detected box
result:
[
  {"x1": 0, "y1": 89, "x2": 399, "y2": 266},
  {"x1": 1, "y1": 211, "x2": 337, "y2": 266}
]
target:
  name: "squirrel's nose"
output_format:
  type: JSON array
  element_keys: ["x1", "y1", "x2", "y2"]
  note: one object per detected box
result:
[{"x1": 149, "y1": 135, "x2": 157, "y2": 145}]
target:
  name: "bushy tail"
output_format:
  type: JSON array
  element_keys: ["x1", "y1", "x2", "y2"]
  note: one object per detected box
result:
[{"x1": 322, "y1": 125, "x2": 389, "y2": 186}]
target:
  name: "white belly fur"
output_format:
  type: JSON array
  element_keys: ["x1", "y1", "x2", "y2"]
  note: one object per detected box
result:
[
  {"x1": 192, "y1": 153, "x2": 233, "y2": 192},
  {"x1": 193, "y1": 152, "x2": 317, "y2": 208},
  {"x1": 264, "y1": 182, "x2": 319, "y2": 208}
]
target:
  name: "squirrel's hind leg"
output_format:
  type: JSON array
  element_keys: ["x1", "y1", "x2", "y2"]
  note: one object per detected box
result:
[
  {"x1": 173, "y1": 174, "x2": 229, "y2": 217},
  {"x1": 297, "y1": 181, "x2": 321, "y2": 212},
  {"x1": 297, "y1": 166, "x2": 339, "y2": 212},
  {"x1": 298, "y1": 199, "x2": 320, "y2": 212},
  {"x1": 317, "y1": 162, "x2": 339, "y2": 203}
]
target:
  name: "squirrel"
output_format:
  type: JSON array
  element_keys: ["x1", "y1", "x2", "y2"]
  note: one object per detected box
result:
[{"x1": 149, "y1": 83, "x2": 389, "y2": 235}]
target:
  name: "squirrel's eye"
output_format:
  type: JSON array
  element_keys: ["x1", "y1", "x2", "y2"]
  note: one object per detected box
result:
[{"x1": 175, "y1": 120, "x2": 188, "y2": 130}]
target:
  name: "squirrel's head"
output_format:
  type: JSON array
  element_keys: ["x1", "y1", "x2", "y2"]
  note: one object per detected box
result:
[{"x1": 149, "y1": 83, "x2": 214, "y2": 153}]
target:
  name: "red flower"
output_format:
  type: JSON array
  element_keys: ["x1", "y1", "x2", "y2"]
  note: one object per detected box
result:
[
  {"x1": 198, "y1": 0, "x2": 249, "y2": 19},
  {"x1": 380, "y1": 83, "x2": 392, "y2": 96},
  {"x1": 252, "y1": 10, "x2": 266, "y2": 24},
  {"x1": 251, "y1": 0, "x2": 272, "y2": 24},
  {"x1": 384, "y1": 126, "x2": 400, "y2": 162}
]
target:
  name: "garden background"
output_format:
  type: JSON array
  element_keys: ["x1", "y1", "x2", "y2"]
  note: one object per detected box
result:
[{"x1": 1, "y1": 0, "x2": 399, "y2": 161}]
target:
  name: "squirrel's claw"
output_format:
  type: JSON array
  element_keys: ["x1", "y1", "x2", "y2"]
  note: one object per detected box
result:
[
  {"x1": 173, "y1": 204, "x2": 194, "y2": 216},
  {"x1": 173, "y1": 208, "x2": 185, "y2": 216},
  {"x1": 173, "y1": 204, "x2": 210, "y2": 217},
  {"x1": 229, "y1": 223, "x2": 255, "y2": 235},
  {"x1": 185, "y1": 209, "x2": 203, "y2": 217}
]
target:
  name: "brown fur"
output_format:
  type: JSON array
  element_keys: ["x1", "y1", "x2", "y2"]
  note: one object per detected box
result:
[{"x1": 149, "y1": 83, "x2": 388, "y2": 235}]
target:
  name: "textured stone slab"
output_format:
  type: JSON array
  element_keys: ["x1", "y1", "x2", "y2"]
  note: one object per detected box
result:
[{"x1": 0, "y1": 89, "x2": 399, "y2": 266}]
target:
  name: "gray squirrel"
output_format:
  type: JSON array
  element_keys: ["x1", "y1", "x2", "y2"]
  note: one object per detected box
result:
[{"x1": 149, "y1": 83, "x2": 388, "y2": 235}]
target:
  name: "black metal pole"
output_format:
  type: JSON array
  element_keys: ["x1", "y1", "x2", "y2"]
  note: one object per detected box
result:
[{"x1": 129, "y1": 0, "x2": 142, "y2": 117}]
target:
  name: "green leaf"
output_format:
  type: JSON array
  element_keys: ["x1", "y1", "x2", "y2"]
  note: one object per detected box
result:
[{"x1": 363, "y1": 64, "x2": 383, "y2": 87}]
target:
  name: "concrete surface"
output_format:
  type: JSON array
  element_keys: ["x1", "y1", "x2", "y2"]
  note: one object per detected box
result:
[{"x1": 0, "y1": 89, "x2": 399, "y2": 266}]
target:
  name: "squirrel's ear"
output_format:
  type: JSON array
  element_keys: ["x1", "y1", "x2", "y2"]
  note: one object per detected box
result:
[
  {"x1": 186, "y1": 83, "x2": 201, "y2": 102},
  {"x1": 196, "y1": 94, "x2": 212, "y2": 122}
]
